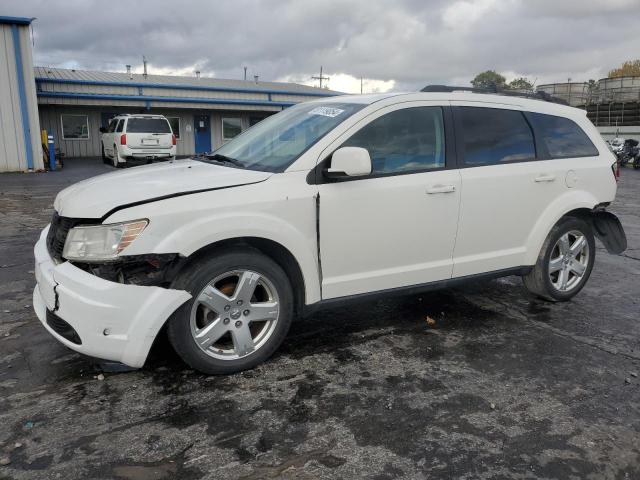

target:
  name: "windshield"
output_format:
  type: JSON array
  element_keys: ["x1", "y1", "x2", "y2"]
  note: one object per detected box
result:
[
  {"x1": 126, "y1": 118, "x2": 172, "y2": 134},
  {"x1": 209, "y1": 102, "x2": 365, "y2": 172}
]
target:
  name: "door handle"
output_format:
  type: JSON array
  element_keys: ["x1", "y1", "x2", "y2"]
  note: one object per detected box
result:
[
  {"x1": 426, "y1": 184, "x2": 456, "y2": 194},
  {"x1": 534, "y1": 174, "x2": 556, "y2": 183}
]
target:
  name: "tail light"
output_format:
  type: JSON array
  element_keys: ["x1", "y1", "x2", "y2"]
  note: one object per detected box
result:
[
  {"x1": 611, "y1": 161, "x2": 620, "y2": 182},
  {"x1": 172, "y1": 134, "x2": 176, "y2": 146},
  {"x1": 120, "y1": 134, "x2": 127, "y2": 146}
]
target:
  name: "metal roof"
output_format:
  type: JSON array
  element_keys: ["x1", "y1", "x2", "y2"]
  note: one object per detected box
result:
[
  {"x1": 34, "y1": 67, "x2": 341, "y2": 96},
  {"x1": 0, "y1": 16, "x2": 35, "y2": 25}
]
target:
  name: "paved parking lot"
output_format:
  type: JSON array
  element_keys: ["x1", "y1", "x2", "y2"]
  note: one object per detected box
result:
[{"x1": 1, "y1": 158, "x2": 639, "y2": 480}]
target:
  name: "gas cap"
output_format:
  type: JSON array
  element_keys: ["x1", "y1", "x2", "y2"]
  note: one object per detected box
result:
[{"x1": 565, "y1": 170, "x2": 578, "y2": 188}]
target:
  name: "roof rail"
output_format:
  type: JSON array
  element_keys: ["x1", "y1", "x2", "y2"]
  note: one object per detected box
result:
[{"x1": 420, "y1": 84, "x2": 569, "y2": 106}]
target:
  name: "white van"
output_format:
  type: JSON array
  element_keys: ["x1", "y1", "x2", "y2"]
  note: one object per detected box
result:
[
  {"x1": 100, "y1": 114, "x2": 176, "y2": 167},
  {"x1": 34, "y1": 88, "x2": 626, "y2": 374}
]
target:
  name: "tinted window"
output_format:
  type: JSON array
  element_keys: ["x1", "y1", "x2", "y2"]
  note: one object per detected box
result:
[
  {"x1": 107, "y1": 119, "x2": 117, "y2": 133},
  {"x1": 126, "y1": 118, "x2": 171, "y2": 133},
  {"x1": 342, "y1": 106, "x2": 445, "y2": 174},
  {"x1": 457, "y1": 107, "x2": 535, "y2": 165},
  {"x1": 115, "y1": 120, "x2": 124, "y2": 133},
  {"x1": 167, "y1": 117, "x2": 180, "y2": 138},
  {"x1": 528, "y1": 113, "x2": 598, "y2": 158}
]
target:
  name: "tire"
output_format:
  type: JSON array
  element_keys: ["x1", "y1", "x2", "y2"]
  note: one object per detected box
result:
[
  {"x1": 112, "y1": 144, "x2": 124, "y2": 168},
  {"x1": 101, "y1": 144, "x2": 108, "y2": 163},
  {"x1": 167, "y1": 247, "x2": 294, "y2": 374},
  {"x1": 522, "y1": 216, "x2": 595, "y2": 302}
]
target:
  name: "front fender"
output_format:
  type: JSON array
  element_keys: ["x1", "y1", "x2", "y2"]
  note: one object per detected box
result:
[{"x1": 133, "y1": 210, "x2": 321, "y2": 305}]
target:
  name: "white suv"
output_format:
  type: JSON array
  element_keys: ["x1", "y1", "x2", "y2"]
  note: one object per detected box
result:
[
  {"x1": 100, "y1": 114, "x2": 176, "y2": 167},
  {"x1": 34, "y1": 89, "x2": 627, "y2": 374}
]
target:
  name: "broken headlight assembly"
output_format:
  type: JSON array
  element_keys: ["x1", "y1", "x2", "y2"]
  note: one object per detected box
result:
[{"x1": 62, "y1": 220, "x2": 148, "y2": 262}]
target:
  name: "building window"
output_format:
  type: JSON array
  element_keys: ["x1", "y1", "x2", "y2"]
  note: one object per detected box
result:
[
  {"x1": 167, "y1": 117, "x2": 181, "y2": 139},
  {"x1": 222, "y1": 117, "x2": 242, "y2": 142},
  {"x1": 61, "y1": 114, "x2": 89, "y2": 140}
]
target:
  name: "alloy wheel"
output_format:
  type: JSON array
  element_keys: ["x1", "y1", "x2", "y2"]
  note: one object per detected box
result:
[
  {"x1": 189, "y1": 270, "x2": 280, "y2": 360},
  {"x1": 548, "y1": 230, "x2": 589, "y2": 292}
]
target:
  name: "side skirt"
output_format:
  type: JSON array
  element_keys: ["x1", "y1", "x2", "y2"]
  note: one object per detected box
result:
[{"x1": 301, "y1": 266, "x2": 532, "y2": 316}]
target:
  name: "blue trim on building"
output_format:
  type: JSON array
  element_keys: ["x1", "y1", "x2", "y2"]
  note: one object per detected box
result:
[
  {"x1": 12, "y1": 24, "x2": 34, "y2": 170},
  {"x1": 0, "y1": 16, "x2": 35, "y2": 26},
  {"x1": 35, "y1": 77, "x2": 338, "y2": 98},
  {"x1": 38, "y1": 91, "x2": 298, "y2": 108}
]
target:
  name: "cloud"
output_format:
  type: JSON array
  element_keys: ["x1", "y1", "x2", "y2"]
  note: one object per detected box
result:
[{"x1": 4, "y1": 0, "x2": 640, "y2": 91}]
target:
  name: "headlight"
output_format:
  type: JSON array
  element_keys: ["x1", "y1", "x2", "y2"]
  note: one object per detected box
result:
[{"x1": 62, "y1": 220, "x2": 148, "y2": 262}]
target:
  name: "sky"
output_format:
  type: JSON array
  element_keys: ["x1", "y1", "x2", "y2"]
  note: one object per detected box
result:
[{"x1": 5, "y1": 0, "x2": 640, "y2": 93}]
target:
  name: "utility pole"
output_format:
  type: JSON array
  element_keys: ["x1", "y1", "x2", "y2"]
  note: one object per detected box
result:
[
  {"x1": 142, "y1": 55, "x2": 148, "y2": 78},
  {"x1": 311, "y1": 66, "x2": 330, "y2": 89},
  {"x1": 360, "y1": 76, "x2": 363, "y2": 94},
  {"x1": 567, "y1": 77, "x2": 572, "y2": 105},
  {"x1": 244, "y1": 66, "x2": 247, "y2": 81}
]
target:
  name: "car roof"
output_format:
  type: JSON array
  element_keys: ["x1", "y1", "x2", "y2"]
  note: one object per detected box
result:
[{"x1": 314, "y1": 91, "x2": 584, "y2": 117}]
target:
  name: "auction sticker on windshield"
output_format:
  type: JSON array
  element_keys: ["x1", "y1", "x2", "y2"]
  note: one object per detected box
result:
[{"x1": 308, "y1": 107, "x2": 345, "y2": 117}]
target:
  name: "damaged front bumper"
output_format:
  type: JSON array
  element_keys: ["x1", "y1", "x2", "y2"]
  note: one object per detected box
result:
[{"x1": 33, "y1": 226, "x2": 191, "y2": 368}]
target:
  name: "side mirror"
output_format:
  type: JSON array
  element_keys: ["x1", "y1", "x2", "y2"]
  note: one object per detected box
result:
[
  {"x1": 324, "y1": 147, "x2": 372, "y2": 179},
  {"x1": 99, "y1": 127, "x2": 107, "y2": 133}
]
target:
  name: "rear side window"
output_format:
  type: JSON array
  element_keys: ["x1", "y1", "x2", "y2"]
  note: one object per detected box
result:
[
  {"x1": 342, "y1": 106, "x2": 445, "y2": 174},
  {"x1": 527, "y1": 113, "x2": 598, "y2": 158},
  {"x1": 126, "y1": 118, "x2": 172, "y2": 134},
  {"x1": 115, "y1": 120, "x2": 124, "y2": 133},
  {"x1": 456, "y1": 107, "x2": 535, "y2": 166}
]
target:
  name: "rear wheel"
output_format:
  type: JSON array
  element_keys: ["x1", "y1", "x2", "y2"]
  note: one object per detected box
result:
[
  {"x1": 101, "y1": 144, "x2": 107, "y2": 163},
  {"x1": 112, "y1": 144, "x2": 123, "y2": 168},
  {"x1": 167, "y1": 248, "x2": 294, "y2": 374},
  {"x1": 522, "y1": 216, "x2": 595, "y2": 301}
]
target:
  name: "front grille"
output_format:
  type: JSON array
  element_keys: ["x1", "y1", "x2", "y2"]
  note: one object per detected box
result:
[
  {"x1": 46, "y1": 212, "x2": 83, "y2": 262},
  {"x1": 46, "y1": 310, "x2": 82, "y2": 345}
]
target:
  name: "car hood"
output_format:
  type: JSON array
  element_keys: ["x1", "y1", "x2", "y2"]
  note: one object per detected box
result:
[{"x1": 54, "y1": 159, "x2": 272, "y2": 219}]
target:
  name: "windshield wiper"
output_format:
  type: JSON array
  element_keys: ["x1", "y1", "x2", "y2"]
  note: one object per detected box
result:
[{"x1": 204, "y1": 153, "x2": 245, "y2": 168}]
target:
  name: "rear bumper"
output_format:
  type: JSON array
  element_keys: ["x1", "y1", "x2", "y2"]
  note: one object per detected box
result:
[
  {"x1": 33, "y1": 226, "x2": 191, "y2": 367},
  {"x1": 120, "y1": 145, "x2": 176, "y2": 160}
]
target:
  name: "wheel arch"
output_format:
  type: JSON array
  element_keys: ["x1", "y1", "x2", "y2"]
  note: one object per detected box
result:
[
  {"x1": 177, "y1": 236, "x2": 310, "y2": 317},
  {"x1": 524, "y1": 190, "x2": 600, "y2": 265}
]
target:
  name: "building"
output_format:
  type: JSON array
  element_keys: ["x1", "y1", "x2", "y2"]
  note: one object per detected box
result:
[
  {"x1": 538, "y1": 78, "x2": 640, "y2": 141},
  {"x1": 35, "y1": 67, "x2": 340, "y2": 159},
  {"x1": 0, "y1": 16, "x2": 43, "y2": 172}
]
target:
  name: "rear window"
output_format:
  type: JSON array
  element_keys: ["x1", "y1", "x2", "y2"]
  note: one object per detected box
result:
[
  {"x1": 456, "y1": 107, "x2": 535, "y2": 166},
  {"x1": 527, "y1": 113, "x2": 599, "y2": 158},
  {"x1": 126, "y1": 118, "x2": 172, "y2": 134}
]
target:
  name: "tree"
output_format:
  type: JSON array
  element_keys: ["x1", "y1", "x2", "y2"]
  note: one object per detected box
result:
[
  {"x1": 471, "y1": 70, "x2": 507, "y2": 90},
  {"x1": 608, "y1": 60, "x2": 640, "y2": 78},
  {"x1": 508, "y1": 77, "x2": 533, "y2": 91}
]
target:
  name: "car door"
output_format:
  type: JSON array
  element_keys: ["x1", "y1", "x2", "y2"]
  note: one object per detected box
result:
[
  {"x1": 450, "y1": 103, "x2": 567, "y2": 277},
  {"x1": 103, "y1": 118, "x2": 118, "y2": 156},
  {"x1": 317, "y1": 103, "x2": 461, "y2": 299}
]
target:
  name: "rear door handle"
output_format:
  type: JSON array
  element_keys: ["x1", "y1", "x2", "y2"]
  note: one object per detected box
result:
[
  {"x1": 534, "y1": 174, "x2": 556, "y2": 183},
  {"x1": 426, "y1": 184, "x2": 456, "y2": 194}
]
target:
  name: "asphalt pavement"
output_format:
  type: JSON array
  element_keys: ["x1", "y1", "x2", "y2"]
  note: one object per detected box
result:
[{"x1": 0, "y1": 158, "x2": 639, "y2": 480}]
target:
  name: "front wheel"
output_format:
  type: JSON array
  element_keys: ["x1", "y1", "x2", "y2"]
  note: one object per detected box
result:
[
  {"x1": 167, "y1": 248, "x2": 294, "y2": 374},
  {"x1": 522, "y1": 216, "x2": 595, "y2": 302}
]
